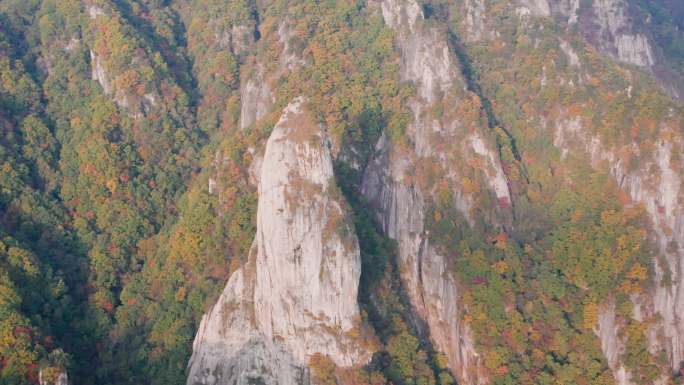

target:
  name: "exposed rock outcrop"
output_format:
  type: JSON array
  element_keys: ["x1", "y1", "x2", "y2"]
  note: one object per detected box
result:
[
  {"x1": 462, "y1": 0, "x2": 683, "y2": 99},
  {"x1": 554, "y1": 114, "x2": 684, "y2": 378},
  {"x1": 459, "y1": 0, "x2": 684, "y2": 377},
  {"x1": 253, "y1": 98, "x2": 369, "y2": 366},
  {"x1": 463, "y1": 0, "x2": 487, "y2": 42},
  {"x1": 213, "y1": 24, "x2": 254, "y2": 56},
  {"x1": 555, "y1": 0, "x2": 580, "y2": 24},
  {"x1": 89, "y1": 49, "x2": 111, "y2": 94},
  {"x1": 595, "y1": 303, "x2": 632, "y2": 385},
  {"x1": 39, "y1": 369, "x2": 68, "y2": 385},
  {"x1": 362, "y1": 132, "x2": 487, "y2": 385},
  {"x1": 239, "y1": 72, "x2": 273, "y2": 130},
  {"x1": 85, "y1": 1, "x2": 165, "y2": 118},
  {"x1": 512, "y1": 0, "x2": 656, "y2": 69},
  {"x1": 187, "y1": 98, "x2": 371, "y2": 385},
  {"x1": 362, "y1": 1, "x2": 513, "y2": 383},
  {"x1": 582, "y1": 0, "x2": 654, "y2": 68},
  {"x1": 239, "y1": 19, "x2": 301, "y2": 130},
  {"x1": 549, "y1": 0, "x2": 684, "y2": 99},
  {"x1": 516, "y1": 0, "x2": 551, "y2": 17},
  {"x1": 186, "y1": 264, "x2": 310, "y2": 385}
]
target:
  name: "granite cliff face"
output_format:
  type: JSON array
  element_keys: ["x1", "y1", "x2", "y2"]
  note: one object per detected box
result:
[
  {"x1": 516, "y1": 0, "x2": 684, "y2": 379},
  {"x1": 560, "y1": 0, "x2": 655, "y2": 67},
  {"x1": 455, "y1": 0, "x2": 684, "y2": 380},
  {"x1": 361, "y1": 1, "x2": 512, "y2": 383},
  {"x1": 461, "y1": 0, "x2": 684, "y2": 99},
  {"x1": 39, "y1": 369, "x2": 68, "y2": 385},
  {"x1": 86, "y1": 2, "x2": 165, "y2": 118},
  {"x1": 555, "y1": 115, "x2": 684, "y2": 380},
  {"x1": 7, "y1": 0, "x2": 684, "y2": 383},
  {"x1": 550, "y1": 0, "x2": 684, "y2": 99},
  {"x1": 596, "y1": 304, "x2": 632, "y2": 385},
  {"x1": 252, "y1": 98, "x2": 369, "y2": 367},
  {"x1": 186, "y1": 1, "x2": 683, "y2": 383},
  {"x1": 239, "y1": 16, "x2": 304, "y2": 131},
  {"x1": 187, "y1": 98, "x2": 371, "y2": 385}
]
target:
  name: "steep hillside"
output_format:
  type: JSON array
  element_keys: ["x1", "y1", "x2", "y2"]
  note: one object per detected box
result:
[{"x1": 0, "y1": 1, "x2": 682, "y2": 385}]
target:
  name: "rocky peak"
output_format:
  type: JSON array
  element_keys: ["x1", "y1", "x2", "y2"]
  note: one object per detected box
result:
[
  {"x1": 187, "y1": 98, "x2": 371, "y2": 384},
  {"x1": 253, "y1": 97, "x2": 370, "y2": 366}
]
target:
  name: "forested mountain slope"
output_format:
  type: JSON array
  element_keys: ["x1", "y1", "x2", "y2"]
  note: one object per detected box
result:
[{"x1": 0, "y1": 0, "x2": 682, "y2": 385}]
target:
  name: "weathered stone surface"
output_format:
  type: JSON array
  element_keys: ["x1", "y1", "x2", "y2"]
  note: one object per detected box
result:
[
  {"x1": 551, "y1": 0, "x2": 683, "y2": 99},
  {"x1": 254, "y1": 98, "x2": 369, "y2": 367},
  {"x1": 188, "y1": 98, "x2": 371, "y2": 385},
  {"x1": 239, "y1": 73, "x2": 273, "y2": 130},
  {"x1": 362, "y1": 1, "x2": 513, "y2": 383},
  {"x1": 89, "y1": 49, "x2": 111, "y2": 95},
  {"x1": 39, "y1": 369, "x2": 68, "y2": 385},
  {"x1": 555, "y1": 114, "x2": 684, "y2": 380},
  {"x1": 595, "y1": 303, "x2": 632, "y2": 385},
  {"x1": 239, "y1": 20, "x2": 301, "y2": 130},
  {"x1": 380, "y1": 0, "x2": 457, "y2": 103},
  {"x1": 187, "y1": 264, "x2": 311, "y2": 385},
  {"x1": 586, "y1": 0, "x2": 654, "y2": 67}
]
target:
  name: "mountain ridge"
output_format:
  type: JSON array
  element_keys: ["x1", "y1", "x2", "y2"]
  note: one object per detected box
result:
[{"x1": 0, "y1": 0, "x2": 682, "y2": 384}]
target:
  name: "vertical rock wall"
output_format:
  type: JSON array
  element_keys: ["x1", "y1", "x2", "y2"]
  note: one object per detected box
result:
[
  {"x1": 555, "y1": 114, "x2": 684, "y2": 379},
  {"x1": 187, "y1": 98, "x2": 371, "y2": 385},
  {"x1": 362, "y1": 1, "x2": 512, "y2": 383}
]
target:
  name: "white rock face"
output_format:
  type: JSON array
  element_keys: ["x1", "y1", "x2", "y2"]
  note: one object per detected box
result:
[
  {"x1": 552, "y1": 0, "x2": 655, "y2": 68},
  {"x1": 595, "y1": 303, "x2": 632, "y2": 385},
  {"x1": 239, "y1": 74, "x2": 273, "y2": 130},
  {"x1": 214, "y1": 24, "x2": 253, "y2": 55},
  {"x1": 187, "y1": 266, "x2": 311, "y2": 385},
  {"x1": 362, "y1": 148, "x2": 485, "y2": 384},
  {"x1": 615, "y1": 34, "x2": 654, "y2": 67},
  {"x1": 516, "y1": 0, "x2": 551, "y2": 17},
  {"x1": 90, "y1": 50, "x2": 111, "y2": 95},
  {"x1": 553, "y1": 0, "x2": 580, "y2": 24},
  {"x1": 464, "y1": 0, "x2": 487, "y2": 42},
  {"x1": 253, "y1": 98, "x2": 368, "y2": 366},
  {"x1": 239, "y1": 20, "x2": 300, "y2": 130},
  {"x1": 549, "y1": 0, "x2": 684, "y2": 100},
  {"x1": 469, "y1": 133, "x2": 511, "y2": 204},
  {"x1": 89, "y1": 39, "x2": 156, "y2": 116},
  {"x1": 592, "y1": 0, "x2": 654, "y2": 67},
  {"x1": 380, "y1": 0, "x2": 457, "y2": 103},
  {"x1": 187, "y1": 98, "x2": 370, "y2": 385},
  {"x1": 276, "y1": 21, "x2": 305, "y2": 71},
  {"x1": 361, "y1": 1, "x2": 514, "y2": 383},
  {"x1": 554, "y1": 117, "x2": 684, "y2": 377},
  {"x1": 88, "y1": 5, "x2": 105, "y2": 19},
  {"x1": 39, "y1": 369, "x2": 68, "y2": 385},
  {"x1": 559, "y1": 40, "x2": 581, "y2": 67}
]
